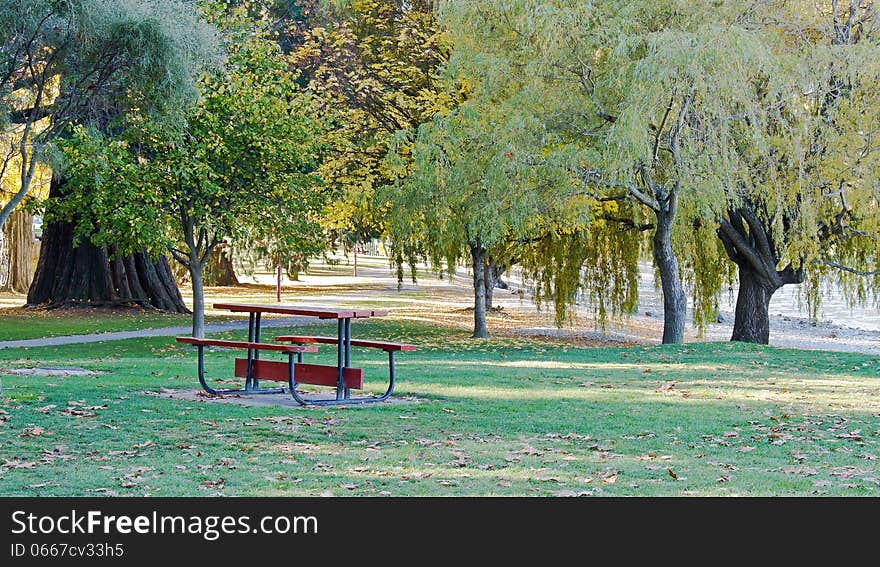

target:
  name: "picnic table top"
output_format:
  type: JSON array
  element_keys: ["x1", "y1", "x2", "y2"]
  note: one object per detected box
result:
[{"x1": 213, "y1": 303, "x2": 388, "y2": 320}]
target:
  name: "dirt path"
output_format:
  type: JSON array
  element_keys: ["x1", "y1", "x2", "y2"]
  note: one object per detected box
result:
[{"x1": 0, "y1": 316, "x2": 314, "y2": 349}]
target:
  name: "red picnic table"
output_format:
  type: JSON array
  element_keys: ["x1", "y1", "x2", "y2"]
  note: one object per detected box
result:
[{"x1": 176, "y1": 303, "x2": 414, "y2": 406}]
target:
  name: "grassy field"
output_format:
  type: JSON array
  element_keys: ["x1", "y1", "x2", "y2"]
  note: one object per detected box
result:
[
  {"x1": 0, "y1": 319, "x2": 878, "y2": 496},
  {"x1": 0, "y1": 308, "x2": 232, "y2": 341}
]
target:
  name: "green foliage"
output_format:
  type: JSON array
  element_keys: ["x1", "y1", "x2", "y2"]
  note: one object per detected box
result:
[
  {"x1": 0, "y1": 0, "x2": 220, "y2": 130},
  {"x1": 438, "y1": 0, "x2": 879, "y2": 334},
  {"x1": 53, "y1": 34, "x2": 327, "y2": 269},
  {"x1": 291, "y1": 0, "x2": 458, "y2": 244},
  {"x1": 0, "y1": 0, "x2": 220, "y2": 230},
  {"x1": 725, "y1": 2, "x2": 880, "y2": 312}
]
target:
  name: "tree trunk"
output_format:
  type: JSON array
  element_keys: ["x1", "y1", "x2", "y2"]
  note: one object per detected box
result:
[
  {"x1": 189, "y1": 261, "x2": 206, "y2": 338},
  {"x1": 203, "y1": 242, "x2": 238, "y2": 286},
  {"x1": 470, "y1": 243, "x2": 489, "y2": 339},
  {"x1": 484, "y1": 261, "x2": 501, "y2": 310},
  {"x1": 718, "y1": 205, "x2": 805, "y2": 345},
  {"x1": 653, "y1": 209, "x2": 687, "y2": 344},
  {"x1": 26, "y1": 176, "x2": 188, "y2": 312},
  {"x1": 0, "y1": 209, "x2": 37, "y2": 293},
  {"x1": 731, "y1": 266, "x2": 778, "y2": 344}
]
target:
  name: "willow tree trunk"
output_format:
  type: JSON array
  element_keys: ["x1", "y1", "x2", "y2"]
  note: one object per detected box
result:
[
  {"x1": 0, "y1": 209, "x2": 37, "y2": 293},
  {"x1": 484, "y1": 261, "x2": 501, "y2": 310},
  {"x1": 731, "y1": 266, "x2": 777, "y2": 344},
  {"x1": 26, "y1": 176, "x2": 188, "y2": 312},
  {"x1": 718, "y1": 206, "x2": 805, "y2": 345},
  {"x1": 653, "y1": 209, "x2": 686, "y2": 344},
  {"x1": 470, "y1": 243, "x2": 489, "y2": 339}
]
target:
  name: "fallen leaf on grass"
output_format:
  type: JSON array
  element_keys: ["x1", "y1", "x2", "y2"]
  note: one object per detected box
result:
[
  {"x1": 667, "y1": 469, "x2": 678, "y2": 480},
  {"x1": 497, "y1": 480, "x2": 512, "y2": 487},
  {"x1": 717, "y1": 475, "x2": 731, "y2": 483},
  {"x1": 708, "y1": 461, "x2": 738, "y2": 471},
  {"x1": 779, "y1": 466, "x2": 818, "y2": 476},
  {"x1": 35, "y1": 405, "x2": 56, "y2": 413},
  {"x1": 655, "y1": 382, "x2": 676, "y2": 393},
  {"x1": 401, "y1": 472, "x2": 433, "y2": 480},
  {"x1": 601, "y1": 471, "x2": 619, "y2": 484},
  {"x1": 20, "y1": 426, "x2": 49, "y2": 437},
  {"x1": 340, "y1": 483, "x2": 359, "y2": 490},
  {"x1": 60, "y1": 407, "x2": 96, "y2": 418},
  {"x1": 535, "y1": 475, "x2": 559, "y2": 483},
  {"x1": 2, "y1": 460, "x2": 37, "y2": 470},
  {"x1": 837, "y1": 432, "x2": 863, "y2": 442},
  {"x1": 200, "y1": 479, "x2": 225, "y2": 490}
]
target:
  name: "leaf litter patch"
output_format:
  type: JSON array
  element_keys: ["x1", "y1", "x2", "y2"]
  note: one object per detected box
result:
[{"x1": 4, "y1": 366, "x2": 103, "y2": 377}]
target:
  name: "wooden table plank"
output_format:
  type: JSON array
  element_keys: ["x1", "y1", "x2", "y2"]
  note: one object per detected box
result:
[{"x1": 213, "y1": 303, "x2": 388, "y2": 319}]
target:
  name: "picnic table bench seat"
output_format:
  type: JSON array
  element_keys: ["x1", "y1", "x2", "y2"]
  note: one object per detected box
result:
[
  {"x1": 175, "y1": 337, "x2": 318, "y2": 354},
  {"x1": 274, "y1": 335, "x2": 416, "y2": 351},
  {"x1": 176, "y1": 337, "x2": 340, "y2": 395},
  {"x1": 274, "y1": 336, "x2": 416, "y2": 405}
]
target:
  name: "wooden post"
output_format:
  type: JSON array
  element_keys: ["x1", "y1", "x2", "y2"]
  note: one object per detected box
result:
[
  {"x1": 276, "y1": 254, "x2": 281, "y2": 302},
  {"x1": 353, "y1": 246, "x2": 358, "y2": 277}
]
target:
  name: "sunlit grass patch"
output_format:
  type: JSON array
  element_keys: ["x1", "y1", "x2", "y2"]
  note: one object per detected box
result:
[{"x1": 0, "y1": 320, "x2": 878, "y2": 496}]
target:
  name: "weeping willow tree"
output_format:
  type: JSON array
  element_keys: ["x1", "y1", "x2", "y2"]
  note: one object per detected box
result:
[
  {"x1": 438, "y1": 0, "x2": 771, "y2": 343},
  {"x1": 440, "y1": 0, "x2": 879, "y2": 344},
  {"x1": 382, "y1": 67, "x2": 643, "y2": 338},
  {"x1": 713, "y1": 1, "x2": 880, "y2": 343}
]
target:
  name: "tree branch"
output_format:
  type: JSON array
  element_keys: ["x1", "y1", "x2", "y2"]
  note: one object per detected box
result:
[
  {"x1": 738, "y1": 205, "x2": 775, "y2": 265},
  {"x1": 817, "y1": 259, "x2": 880, "y2": 276},
  {"x1": 600, "y1": 215, "x2": 655, "y2": 231},
  {"x1": 168, "y1": 247, "x2": 190, "y2": 267},
  {"x1": 718, "y1": 216, "x2": 777, "y2": 281}
]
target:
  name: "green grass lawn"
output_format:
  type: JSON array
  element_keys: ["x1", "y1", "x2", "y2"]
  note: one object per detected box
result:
[
  {"x1": 0, "y1": 309, "x2": 229, "y2": 341},
  {"x1": 0, "y1": 319, "x2": 878, "y2": 496}
]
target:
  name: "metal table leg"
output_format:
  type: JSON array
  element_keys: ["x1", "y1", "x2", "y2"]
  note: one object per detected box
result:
[
  {"x1": 335, "y1": 318, "x2": 345, "y2": 400},
  {"x1": 245, "y1": 313, "x2": 255, "y2": 390},
  {"x1": 344, "y1": 318, "x2": 352, "y2": 399},
  {"x1": 252, "y1": 312, "x2": 262, "y2": 390}
]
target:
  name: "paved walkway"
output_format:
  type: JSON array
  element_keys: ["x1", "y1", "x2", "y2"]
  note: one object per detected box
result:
[{"x1": 0, "y1": 317, "x2": 315, "y2": 349}]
